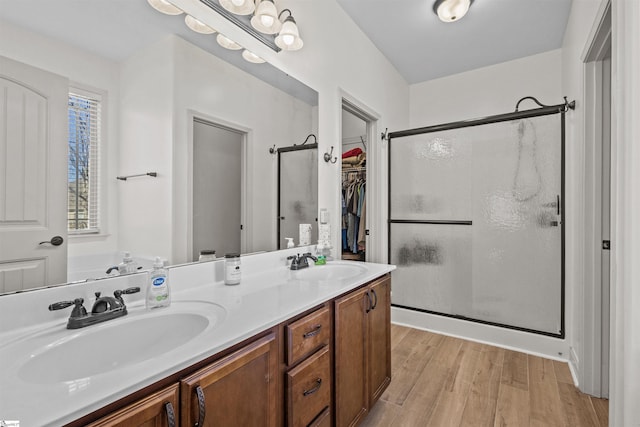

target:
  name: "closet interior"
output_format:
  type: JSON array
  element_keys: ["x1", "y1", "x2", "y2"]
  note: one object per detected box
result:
[{"x1": 341, "y1": 107, "x2": 367, "y2": 261}]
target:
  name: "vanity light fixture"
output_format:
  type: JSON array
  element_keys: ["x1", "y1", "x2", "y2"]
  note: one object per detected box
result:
[
  {"x1": 242, "y1": 49, "x2": 266, "y2": 63},
  {"x1": 185, "y1": 15, "x2": 217, "y2": 34},
  {"x1": 251, "y1": 0, "x2": 282, "y2": 34},
  {"x1": 274, "y1": 9, "x2": 303, "y2": 51},
  {"x1": 147, "y1": 0, "x2": 183, "y2": 15},
  {"x1": 217, "y1": 33, "x2": 242, "y2": 50},
  {"x1": 433, "y1": 0, "x2": 473, "y2": 23},
  {"x1": 219, "y1": 0, "x2": 255, "y2": 16}
]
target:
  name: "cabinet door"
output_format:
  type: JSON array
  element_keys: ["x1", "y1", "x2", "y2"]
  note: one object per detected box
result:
[
  {"x1": 367, "y1": 276, "x2": 391, "y2": 407},
  {"x1": 181, "y1": 333, "x2": 278, "y2": 427},
  {"x1": 86, "y1": 384, "x2": 179, "y2": 427},
  {"x1": 334, "y1": 286, "x2": 369, "y2": 427}
]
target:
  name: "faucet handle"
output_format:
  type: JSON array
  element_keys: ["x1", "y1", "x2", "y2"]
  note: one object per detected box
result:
[
  {"x1": 49, "y1": 298, "x2": 87, "y2": 318},
  {"x1": 121, "y1": 287, "x2": 141, "y2": 294}
]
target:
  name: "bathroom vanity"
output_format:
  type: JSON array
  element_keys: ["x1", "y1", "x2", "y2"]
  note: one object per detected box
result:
[{"x1": 0, "y1": 248, "x2": 395, "y2": 427}]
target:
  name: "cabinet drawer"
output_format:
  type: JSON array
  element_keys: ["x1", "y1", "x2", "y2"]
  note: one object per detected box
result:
[
  {"x1": 286, "y1": 306, "x2": 330, "y2": 365},
  {"x1": 287, "y1": 346, "x2": 331, "y2": 427},
  {"x1": 309, "y1": 407, "x2": 331, "y2": 427}
]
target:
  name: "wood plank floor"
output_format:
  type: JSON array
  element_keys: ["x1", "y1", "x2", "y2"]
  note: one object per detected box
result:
[{"x1": 362, "y1": 325, "x2": 608, "y2": 427}]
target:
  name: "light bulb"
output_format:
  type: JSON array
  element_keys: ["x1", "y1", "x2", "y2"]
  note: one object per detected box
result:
[
  {"x1": 147, "y1": 0, "x2": 183, "y2": 15},
  {"x1": 435, "y1": 0, "x2": 471, "y2": 22},
  {"x1": 260, "y1": 14, "x2": 274, "y2": 27},
  {"x1": 282, "y1": 34, "x2": 295, "y2": 46}
]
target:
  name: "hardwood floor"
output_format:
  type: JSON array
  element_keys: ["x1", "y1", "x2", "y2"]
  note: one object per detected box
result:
[{"x1": 361, "y1": 325, "x2": 608, "y2": 427}]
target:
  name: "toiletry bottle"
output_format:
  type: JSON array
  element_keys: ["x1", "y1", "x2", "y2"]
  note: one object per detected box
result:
[
  {"x1": 286, "y1": 238, "x2": 295, "y2": 248},
  {"x1": 147, "y1": 257, "x2": 170, "y2": 309},
  {"x1": 224, "y1": 253, "x2": 241, "y2": 285},
  {"x1": 118, "y1": 251, "x2": 135, "y2": 275}
]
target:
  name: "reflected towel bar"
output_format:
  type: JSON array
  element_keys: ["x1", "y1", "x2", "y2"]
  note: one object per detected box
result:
[{"x1": 116, "y1": 172, "x2": 157, "y2": 181}]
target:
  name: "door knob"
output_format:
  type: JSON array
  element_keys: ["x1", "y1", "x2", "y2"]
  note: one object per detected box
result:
[{"x1": 39, "y1": 236, "x2": 64, "y2": 246}]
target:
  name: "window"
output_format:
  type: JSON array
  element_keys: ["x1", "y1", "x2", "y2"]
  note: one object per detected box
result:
[{"x1": 68, "y1": 89, "x2": 101, "y2": 233}]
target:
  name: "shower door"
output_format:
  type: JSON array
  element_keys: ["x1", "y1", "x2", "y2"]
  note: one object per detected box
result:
[
  {"x1": 389, "y1": 114, "x2": 564, "y2": 336},
  {"x1": 278, "y1": 144, "x2": 318, "y2": 249}
]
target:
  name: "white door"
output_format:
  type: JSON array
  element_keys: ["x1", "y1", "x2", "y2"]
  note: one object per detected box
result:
[
  {"x1": 192, "y1": 118, "x2": 243, "y2": 260},
  {"x1": 0, "y1": 56, "x2": 68, "y2": 293}
]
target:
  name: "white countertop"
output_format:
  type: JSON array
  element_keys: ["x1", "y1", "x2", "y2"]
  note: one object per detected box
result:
[{"x1": 0, "y1": 254, "x2": 395, "y2": 427}]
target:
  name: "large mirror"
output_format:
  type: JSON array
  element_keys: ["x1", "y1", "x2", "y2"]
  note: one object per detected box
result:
[{"x1": 0, "y1": 0, "x2": 318, "y2": 294}]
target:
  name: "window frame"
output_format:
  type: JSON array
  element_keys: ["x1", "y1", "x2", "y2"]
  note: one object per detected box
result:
[{"x1": 67, "y1": 86, "x2": 103, "y2": 235}]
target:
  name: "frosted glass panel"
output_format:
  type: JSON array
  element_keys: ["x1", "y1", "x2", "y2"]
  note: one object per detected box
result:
[
  {"x1": 389, "y1": 223, "x2": 472, "y2": 315},
  {"x1": 389, "y1": 114, "x2": 563, "y2": 335},
  {"x1": 467, "y1": 116, "x2": 562, "y2": 333},
  {"x1": 279, "y1": 148, "x2": 317, "y2": 248},
  {"x1": 390, "y1": 133, "x2": 472, "y2": 220}
]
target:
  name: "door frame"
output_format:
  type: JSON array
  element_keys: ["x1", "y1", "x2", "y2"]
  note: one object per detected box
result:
[
  {"x1": 340, "y1": 94, "x2": 381, "y2": 262},
  {"x1": 186, "y1": 110, "x2": 249, "y2": 261},
  {"x1": 581, "y1": 0, "x2": 611, "y2": 398}
]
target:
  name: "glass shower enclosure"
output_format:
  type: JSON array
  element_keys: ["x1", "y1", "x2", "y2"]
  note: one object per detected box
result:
[{"x1": 388, "y1": 100, "x2": 570, "y2": 337}]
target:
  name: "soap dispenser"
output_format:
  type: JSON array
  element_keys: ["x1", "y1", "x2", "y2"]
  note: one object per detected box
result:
[{"x1": 147, "y1": 257, "x2": 170, "y2": 309}]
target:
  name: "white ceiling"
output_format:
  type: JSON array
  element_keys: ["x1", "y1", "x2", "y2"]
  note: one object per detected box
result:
[
  {"x1": 336, "y1": 0, "x2": 573, "y2": 84},
  {"x1": 0, "y1": 0, "x2": 573, "y2": 93}
]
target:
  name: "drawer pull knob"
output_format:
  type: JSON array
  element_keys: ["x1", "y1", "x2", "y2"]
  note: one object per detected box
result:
[
  {"x1": 303, "y1": 324, "x2": 322, "y2": 338},
  {"x1": 303, "y1": 378, "x2": 323, "y2": 396}
]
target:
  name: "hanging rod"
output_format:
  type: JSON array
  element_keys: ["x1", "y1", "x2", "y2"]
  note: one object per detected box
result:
[
  {"x1": 389, "y1": 96, "x2": 576, "y2": 139},
  {"x1": 116, "y1": 172, "x2": 157, "y2": 181},
  {"x1": 269, "y1": 134, "x2": 318, "y2": 154}
]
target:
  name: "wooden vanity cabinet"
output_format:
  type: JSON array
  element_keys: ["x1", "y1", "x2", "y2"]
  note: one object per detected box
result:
[
  {"x1": 85, "y1": 383, "x2": 179, "y2": 427},
  {"x1": 334, "y1": 274, "x2": 391, "y2": 427},
  {"x1": 180, "y1": 332, "x2": 278, "y2": 427},
  {"x1": 70, "y1": 274, "x2": 391, "y2": 427}
]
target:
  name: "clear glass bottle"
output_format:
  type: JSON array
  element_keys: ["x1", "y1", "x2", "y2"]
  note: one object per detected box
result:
[{"x1": 224, "y1": 253, "x2": 241, "y2": 285}]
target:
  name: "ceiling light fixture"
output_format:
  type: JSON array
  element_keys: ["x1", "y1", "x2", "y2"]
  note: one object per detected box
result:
[
  {"x1": 433, "y1": 0, "x2": 473, "y2": 23},
  {"x1": 147, "y1": 0, "x2": 183, "y2": 15},
  {"x1": 185, "y1": 15, "x2": 216, "y2": 34},
  {"x1": 217, "y1": 34, "x2": 242, "y2": 50},
  {"x1": 242, "y1": 49, "x2": 266, "y2": 63},
  {"x1": 219, "y1": 0, "x2": 256, "y2": 16},
  {"x1": 251, "y1": 0, "x2": 282, "y2": 34},
  {"x1": 275, "y1": 9, "x2": 303, "y2": 51}
]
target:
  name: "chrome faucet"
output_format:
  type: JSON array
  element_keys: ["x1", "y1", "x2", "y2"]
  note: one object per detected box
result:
[
  {"x1": 287, "y1": 253, "x2": 318, "y2": 270},
  {"x1": 49, "y1": 287, "x2": 140, "y2": 329}
]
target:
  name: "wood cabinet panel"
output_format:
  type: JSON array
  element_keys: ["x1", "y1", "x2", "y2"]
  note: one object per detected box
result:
[
  {"x1": 286, "y1": 346, "x2": 331, "y2": 427},
  {"x1": 86, "y1": 384, "x2": 179, "y2": 427},
  {"x1": 181, "y1": 332, "x2": 278, "y2": 427},
  {"x1": 334, "y1": 286, "x2": 369, "y2": 427},
  {"x1": 286, "y1": 306, "x2": 331, "y2": 366},
  {"x1": 368, "y1": 277, "x2": 391, "y2": 407}
]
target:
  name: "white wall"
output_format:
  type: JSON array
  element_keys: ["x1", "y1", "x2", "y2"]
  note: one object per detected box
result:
[
  {"x1": 410, "y1": 49, "x2": 562, "y2": 127},
  {"x1": 118, "y1": 37, "x2": 176, "y2": 262},
  {"x1": 0, "y1": 20, "x2": 121, "y2": 259},
  {"x1": 560, "y1": 0, "x2": 605, "y2": 396},
  {"x1": 171, "y1": 0, "x2": 411, "y2": 263}
]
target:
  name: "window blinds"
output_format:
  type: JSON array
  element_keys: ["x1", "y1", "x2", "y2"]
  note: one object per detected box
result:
[{"x1": 68, "y1": 89, "x2": 101, "y2": 232}]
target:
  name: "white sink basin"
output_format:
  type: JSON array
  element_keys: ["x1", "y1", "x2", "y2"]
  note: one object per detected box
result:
[
  {"x1": 294, "y1": 262, "x2": 368, "y2": 282},
  {"x1": 16, "y1": 301, "x2": 226, "y2": 384}
]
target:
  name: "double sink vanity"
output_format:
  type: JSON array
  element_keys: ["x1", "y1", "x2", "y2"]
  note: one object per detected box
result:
[{"x1": 0, "y1": 247, "x2": 395, "y2": 426}]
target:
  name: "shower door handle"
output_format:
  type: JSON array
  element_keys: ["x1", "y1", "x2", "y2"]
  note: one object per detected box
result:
[{"x1": 556, "y1": 194, "x2": 560, "y2": 215}]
